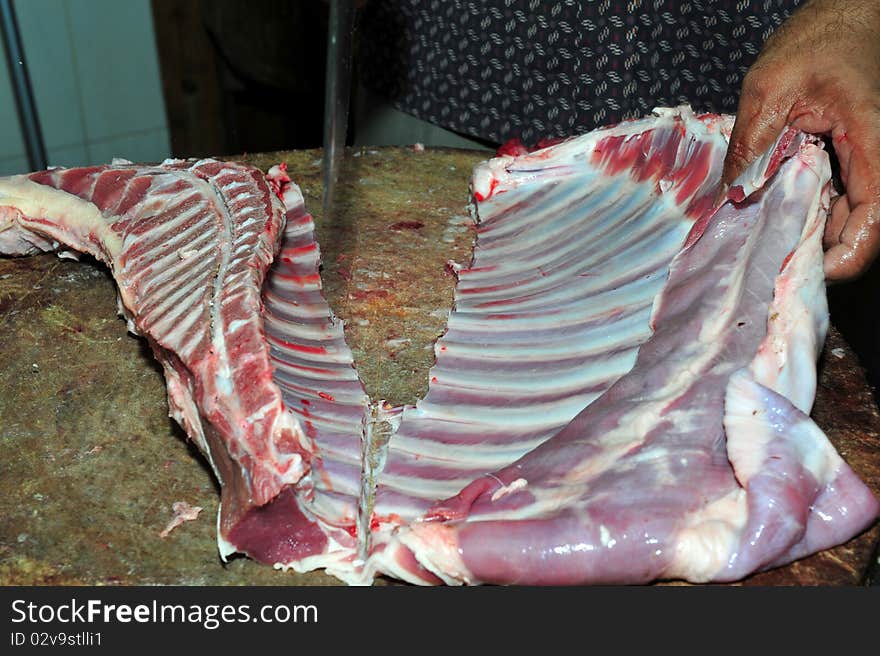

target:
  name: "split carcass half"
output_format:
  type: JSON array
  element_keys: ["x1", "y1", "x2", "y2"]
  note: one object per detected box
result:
[{"x1": 0, "y1": 158, "x2": 319, "y2": 559}]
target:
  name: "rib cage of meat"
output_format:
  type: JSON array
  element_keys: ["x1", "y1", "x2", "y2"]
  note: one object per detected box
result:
[
  {"x1": 0, "y1": 158, "x2": 313, "y2": 550},
  {"x1": 0, "y1": 107, "x2": 877, "y2": 585}
]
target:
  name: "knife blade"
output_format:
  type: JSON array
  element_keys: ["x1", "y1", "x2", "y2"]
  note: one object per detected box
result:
[{"x1": 322, "y1": 0, "x2": 356, "y2": 221}]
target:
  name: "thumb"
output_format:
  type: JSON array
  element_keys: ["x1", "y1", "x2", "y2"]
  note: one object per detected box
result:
[{"x1": 721, "y1": 73, "x2": 790, "y2": 190}]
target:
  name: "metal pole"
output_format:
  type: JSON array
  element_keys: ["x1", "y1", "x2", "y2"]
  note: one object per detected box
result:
[
  {"x1": 0, "y1": 0, "x2": 47, "y2": 171},
  {"x1": 322, "y1": 0, "x2": 356, "y2": 220}
]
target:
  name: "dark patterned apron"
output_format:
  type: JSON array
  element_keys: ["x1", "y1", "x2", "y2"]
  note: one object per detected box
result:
[{"x1": 358, "y1": 0, "x2": 804, "y2": 145}]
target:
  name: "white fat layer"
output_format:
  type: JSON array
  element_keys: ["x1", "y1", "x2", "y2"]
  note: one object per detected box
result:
[
  {"x1": 273, "y1": 530, "x2": 363, "y2": 581},
  {"x1": 269, "y1": 411, "x2": 311, "y2": 476},
  {"x1": 0, "y1": 174, "x2": 124, "y2": 257},
  {"x1": 279, "y1": 179, "x2": 305, "y2": 212},
  {"x1": 395, "y1": 523, "x2": 473, "y2": 585},
  {"x1": 471, "y1": 156, "x2": 514, "y2": 201},
  {"x1": 115, "y1": 293, "x2": 140, "y2": 336},
  {"x1": 792, "y1": 419, "x2": 844, "y2": 485},
  {"x1": 356, "y1": 544, "x2": 419, "y2": 586},
  {"x1": 217, "y1": 505, "x2": 236, "y2": 561},
  {"x1": 357, "y1": 534, "x2": 461, "y2": 586},
  {"x1": 725, "y1": 371, "x2": 843, "y2": 486},
  {"x1": 670, "y1": 488, "x2": 748, "y2": 582},
  {"x1": 747, "y1": 153, "x2": 829, "y2": 413}
]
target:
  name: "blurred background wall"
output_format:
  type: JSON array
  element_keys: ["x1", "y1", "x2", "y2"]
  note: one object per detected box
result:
[
  {"x1": 0, "y1": 0, "x2": 482, "y2": 179},
  {"x1": 0, "y1": 0, "x2": 170, "y2": 175}
]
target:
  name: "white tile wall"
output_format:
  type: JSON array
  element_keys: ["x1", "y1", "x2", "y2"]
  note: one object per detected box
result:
[
  {"x1": 45, "y1": 142, "x2": 88, "y2": 169},
  {"x1": 64, "y1": 0, "x2": 168, "y2": 145},
  {"x1": 13, "y1": 0, "x2": 85, "y2": 157},
  {"x1": 0, "y1": 153, "x2": 28, "y2": 173},
  {"x1": 0, "y1": 24, "x2": 27, "y2": 163},
  {"x1": 0, "y1": 0, "x2": 170, "y2": 175}
]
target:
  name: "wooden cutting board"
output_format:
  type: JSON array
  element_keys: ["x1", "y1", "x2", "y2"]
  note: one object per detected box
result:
[{"x1": 0, "y1": 146, "x2": 877, "y2": 585}]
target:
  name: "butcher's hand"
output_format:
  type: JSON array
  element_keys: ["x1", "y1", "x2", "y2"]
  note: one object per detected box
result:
[{"x1": 721, "y1": 0, "x2": 880, "y2": 282}]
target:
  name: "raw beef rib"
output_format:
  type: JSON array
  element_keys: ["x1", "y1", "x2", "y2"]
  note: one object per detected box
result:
[{"x1": 0, "y1": 158, "x2": 314, "y2": 553}]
